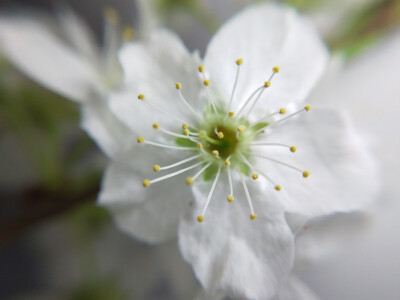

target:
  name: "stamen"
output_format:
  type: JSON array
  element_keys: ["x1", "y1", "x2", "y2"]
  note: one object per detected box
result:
[
  {"x1": 187, "y1": 162, "x2": 212, "y2": 185},
  {"x1": 227, "y1": 165, "x2": 234, "y2": 202},
  {"x1": 251, "y1": 142, "x2": 297, "y2": 152},
  {"x1": 155, "y1": 124, "x2": 198, "y2": 141},
  {"x1": 251, "y1": 173, "x2": 259, "y2": 180},
  {"x1": 237, "y1": 125, "x2": 246, "y2": 133},
  {"x1": 237, "y1": 66, "x2": 280, "y2": 118},
  {"x1": 144, "y1": 161, "x2": 203, "y2": 187},
  {"x1": 254, "y1": 154, "x2": 309, "y2": 177},
  {"x1": 186, "y1": 163, "x2": 211, "y2": 185},
  {"x1": 270, "y1": 105, "x2": 312, "y2": 128},
  {"x1": 250, "y1": 108, "x2": 286, "y2": 126},
  {"x1": 202, "y1": 79, "x2": 218, "y2": 113},
  {"x1": 228, "y1": 58, "x2": 244, "y2": 110},
  {"x1": 198, "y1": 166, "x2": 222, "y2": 222},
  {"x1": 157, "y1": 154, "x2": 201, "y2": 171},
  {"x1": 199, "y1": 131, "x2": 222, "y2": 145},
  {"x1": 238, "y1": 151, "x2": 281, "y2": 190},
  {"x1": 139, "y1": 138, "x2": 199, "y2": 151},
  {"x1": 175, "y1": 82, "x2": 203, "y2": 120},
  {"x1": 241, "y1": 178, "x2": 257, "y2": 220},
  {"x1": 235, "y1": 85, "x2": 264, "y2": 117},
  {"x1": 212, "y1": 150, "x2": 219, "y2": 157},
  {"x1": 137, "y1": 94, "x2": 198, "y2": 130}
]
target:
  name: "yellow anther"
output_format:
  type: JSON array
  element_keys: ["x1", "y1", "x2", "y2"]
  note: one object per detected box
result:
[
  {"x1": 197, "y1": 215, "x2": 204, "y2": 222},
  {"x1": 305, "y1": 105, "x2": 312, "y2": 112},
  {"x1": 228, "y1": 111, "x2": 235, "y2": 117},
  {"x1": 182, "y1": 123, "x2": 188, "y2": 130},
  {"x1": 183, "y1": 129, "x2": 190, "y2": 136},
  {"x1": 186, "y1": 177, "x2": 194, "y2": 185},
  {"x1": 273, "y1": 66, "x2": 280, "y2": 73},
  {"x1": 227, "y1": 195, "x2": 234, "y2": 202},
  {"x1": 196, "y1": 143, "x2": 203, "y2": 149},
  {"x1": 235, "y1": 58, "x2": 244, "y2": 65},
  {"x1": 224, "y1": 160, "x2": 231, "y2": 166},
  {"x1": 203, "y1": 79, "x2": 210, "y2": 86},
  {"x1": 275, "y1": 185, "x2": 282, "y2": 191},
  {"x1": 303, "y1": 171, "x2": 310, "y2": 178},
  {"x1": 290, "y1": 146, "x2": 297, "y2": 153},
  {"x1": 251, "y1": 173, "x2": 259, "y2": 180},
  {"x1": 198, "y1": 65, "x2": 205, "y2": 73},
  {"x1": 153, "y1": 165, "x2": 160, "y2": 172},
  {"x1": 152, "y1": 123, "x2": 159, "y2": 130},
  {"x1": 104, "y1": 7, "x2": 119, "y2": 25},
  {"x1": 237, "y1": 125, "x2": 246, "y2": 133},
  {"x1": 212, "y1": 150, "x2": 219, "y2": 157},
  {"x1": 122, "y1": 26, "x2": 135, "y2": 41},
  {"x1": 250, "y1": 214, "x2": 257, "y2": 220},
  {"x1": 137, "y1": 136, "x2": 144, "y2": 143},
  {"x1": 175, "y1": 82, "x2": 182, "y2": 90},
  {"x1": 217, "y1": 132, "x2": 224, "y2": 139},
  {"x1": 198, "y1": 130, "x2": 206, "y2": 138},
  {"x1": 264, "y1": 81, "x2": 271, "y2": 88},
  {"x1": 279, "y1": 108, "x2": 287, "y2": 114},
  {"x1": 138, "y1": 94, "x2": 145, "y2": 100},
  {"x1": 142, "y1": 179, "x2": 150, "y2": 187}
]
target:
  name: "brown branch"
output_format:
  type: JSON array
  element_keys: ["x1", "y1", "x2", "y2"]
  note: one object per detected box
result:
[{"x1": 0, "y1": 182, "x2": 100, "y2": 245}]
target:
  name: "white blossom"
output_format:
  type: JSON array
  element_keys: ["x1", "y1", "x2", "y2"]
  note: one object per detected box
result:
[{"x1": 97, "y1": 3, "x2": 378, "y2": 298}]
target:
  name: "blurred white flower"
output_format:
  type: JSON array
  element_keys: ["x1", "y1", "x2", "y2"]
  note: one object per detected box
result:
[
  {"x1": 0, "y1": 6, "x2": 134, "y2": 158},
  {"x1": 292, "y1": 28, "x2": 400, "y2": 300},
  {"x1": 96, "y1": 3, "x2": 378, "y2": 298}
]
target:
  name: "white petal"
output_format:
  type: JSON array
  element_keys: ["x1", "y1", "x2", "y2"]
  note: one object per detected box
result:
[
  {"x1": 0, "y1": 13, "x2": 100, "y2": 102},
  {"x1": 294, "y1": 212, "x2": 370, "y2": 265},
  {"x1": 275, "y1": 275, "x2": 320, "y2": 300},
  {"x1": 256, "y1": 107, "x2": 380, "y2": 216},
  {"x1": 99, "y1": 146, "x2": 195, "y2": 243},
  {"x1": 80, "y1": 97, "x2": 135, "y2": 159},
  {"x1": 204, "y1": 3, "x2": 328, "y2": 111},
  {"x1": 311, "y1": 29, "x2": 400, "y2": 172},
  {"x1": 55, "y1": 5, "x2": 100, "y2": 64},
  {"x1": 111, "y1": 29, "x2": 204, "y2": 131},
  {"x1": 178, "y1": 173, "x2": 294, "y2": 299}
]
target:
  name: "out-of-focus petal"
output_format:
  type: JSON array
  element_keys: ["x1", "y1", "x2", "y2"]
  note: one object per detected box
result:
[{"x1": 0, "y1": 13, "x2": 100, "y2": 102}]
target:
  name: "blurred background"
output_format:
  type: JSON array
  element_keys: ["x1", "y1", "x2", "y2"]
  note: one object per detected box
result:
[{"x1": 0, "y1": 0, "x2": 399, "y2": 299}]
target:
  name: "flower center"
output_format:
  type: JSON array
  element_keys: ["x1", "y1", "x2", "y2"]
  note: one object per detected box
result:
[{"x1": 136, "y1": 59, "x2": 311, "y2": 223}]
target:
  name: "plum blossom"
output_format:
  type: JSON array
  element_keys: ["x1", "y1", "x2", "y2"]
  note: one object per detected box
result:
[
  {"x1": 0, "y1": 2, "x2": 381, "y2": 298},
  {"x1": 97, "y1": 3, "x2": 378, "y2": 299}
]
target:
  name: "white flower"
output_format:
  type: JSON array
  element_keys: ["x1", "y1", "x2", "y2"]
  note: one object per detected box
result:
[
  {"x1": 0, "y1": 6, "x2": 134, "y2": 158},
  {"x1": 97, "y1": 3, "x2": 378, "y2": 299}
]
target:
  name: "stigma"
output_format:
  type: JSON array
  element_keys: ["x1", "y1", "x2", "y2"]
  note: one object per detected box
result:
[{"x1": 135, "y1": 59, "x2": 312, "y2": 223}]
